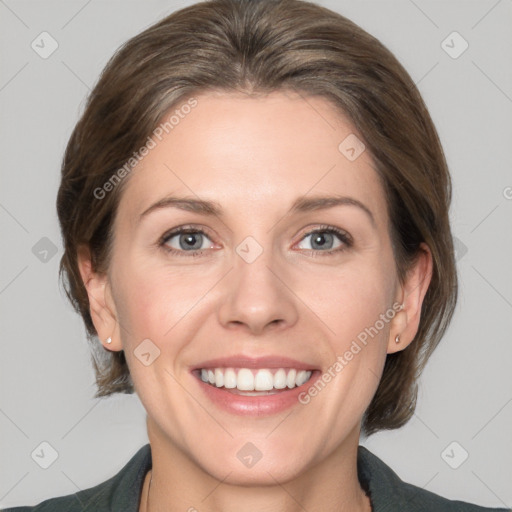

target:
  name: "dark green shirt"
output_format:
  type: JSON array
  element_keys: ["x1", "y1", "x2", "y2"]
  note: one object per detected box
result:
[{"x1": 2, "y1": 444, "x2": 509, "y2": 511}]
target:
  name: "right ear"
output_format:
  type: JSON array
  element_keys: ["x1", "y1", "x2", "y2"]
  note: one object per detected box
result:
[{"x1": 77, "y1": 244, "x2": 122, "y2": 351}]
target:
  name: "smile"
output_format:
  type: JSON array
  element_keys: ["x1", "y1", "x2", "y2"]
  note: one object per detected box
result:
[{"x1": 198, "y1": 367, "x2": 313, "y2": 394}]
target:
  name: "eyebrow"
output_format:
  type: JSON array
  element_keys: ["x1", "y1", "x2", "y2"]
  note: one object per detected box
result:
[{"x1": 138, "y1": 194, "x2": 375, "y2": 227}]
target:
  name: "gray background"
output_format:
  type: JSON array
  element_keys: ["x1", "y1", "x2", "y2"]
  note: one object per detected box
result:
[{"x1": 1, "y1": 0, "x2": 511, "y2": 509}]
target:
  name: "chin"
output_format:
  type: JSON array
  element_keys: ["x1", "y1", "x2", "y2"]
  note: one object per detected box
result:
[{"x1": 194, "y1": 445, "x2": 311, "y2": 486}]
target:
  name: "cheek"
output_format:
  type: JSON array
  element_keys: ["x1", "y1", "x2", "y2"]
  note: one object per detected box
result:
[
  {"x1": 303, "y1": 258, "x2": 395, "y2": 343},
  {"x1": 111, "y1": 256, "x2": 218, "y2": 343},
  {"x1": 301, "y1": 262, "x2": 395, "y2": 411}
]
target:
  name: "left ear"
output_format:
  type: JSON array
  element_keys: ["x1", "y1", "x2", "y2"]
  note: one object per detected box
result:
[{"x1": 387, "y1": 242, "x2": 433, "y2": 354}]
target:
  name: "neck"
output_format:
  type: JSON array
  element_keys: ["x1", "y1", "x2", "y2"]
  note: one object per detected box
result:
[{"x1": 141, "y1": 420, "x2": 371, "y2": 512}]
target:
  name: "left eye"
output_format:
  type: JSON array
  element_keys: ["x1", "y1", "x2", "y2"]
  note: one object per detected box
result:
[{"x1": 296, "y1": 229, "x2": 349, "y2": 252}]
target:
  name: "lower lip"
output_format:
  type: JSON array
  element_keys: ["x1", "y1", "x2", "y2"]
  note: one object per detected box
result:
[{"x1": 192, "y1": 371, "x2": 320, "y2": 416}]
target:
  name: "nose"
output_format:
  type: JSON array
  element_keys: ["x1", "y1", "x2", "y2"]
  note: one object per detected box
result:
[{"x1": 217, "y1": 243, "x2": 299, "y2": 335}]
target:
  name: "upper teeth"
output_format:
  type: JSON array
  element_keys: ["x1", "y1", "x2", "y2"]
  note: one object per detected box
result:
[{"x1": 200, "y1": 368, "x2": 312, "y2": 391}]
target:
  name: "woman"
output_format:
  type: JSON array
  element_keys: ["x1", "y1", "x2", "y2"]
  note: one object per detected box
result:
[{"x1": 3, "y1": 0, "x2": 508, "y2": 511}]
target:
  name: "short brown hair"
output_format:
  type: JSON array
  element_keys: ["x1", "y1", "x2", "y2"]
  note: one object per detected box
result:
[{"x1": 57, "y1": 0, "x2": 457, "y2": 436}]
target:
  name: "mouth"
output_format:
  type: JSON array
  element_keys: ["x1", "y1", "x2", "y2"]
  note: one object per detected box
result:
[
  {"x1": 190, "y1": 355, "x2": 321, "y2": 415},
  {"x1": 193, "y1": 367, "x2": 314, "y2": 395}
]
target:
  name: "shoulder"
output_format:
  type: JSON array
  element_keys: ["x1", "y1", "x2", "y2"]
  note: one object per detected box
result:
[
  {"x1": 357, "y1": 445, "x2": 510, "y2": 512},
  {"x1": 1, "y1": 487, "x2": 107, "y2": 512},
  {"x1": 1, "y1": 478, "x2": 112, "y2": 512},
  {"x1": 1, "y1": 444, "x2": 152, "y2": 512}
]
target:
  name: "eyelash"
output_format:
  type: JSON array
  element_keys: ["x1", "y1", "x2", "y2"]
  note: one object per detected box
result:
[{"x1": 158, "y1": 224, "x2": 353, "y2": 258}]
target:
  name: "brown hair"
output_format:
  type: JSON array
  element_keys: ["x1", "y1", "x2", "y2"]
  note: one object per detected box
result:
[{"x1": 57, "y1": 0, "x2": 457, "y2": 436}]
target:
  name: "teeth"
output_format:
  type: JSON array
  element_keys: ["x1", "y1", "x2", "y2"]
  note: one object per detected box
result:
[
  {"x1": 273, "y1": 368, "x2": 287, "y2": 389},
  {"x1": 296, "y1": 370, "x2": 310, "y2": 387},
  {"x1": 254, "y1": 369, "x2": 273, "y2": 391},
  {"x1": 214, "y1": 368, "x2": 224, "y2": 388},
  {"x1": 286, "y1": 369, "x2": 297, "y2": 389},
  {"x1": 199, "y1": 367, "x2": 312, "y2": 391},
  {"x1": 224, "y1": 368, "x2": 237, "y2": 389},
  {"x1": 237, "y1": 368, "x2": 254, "y2": 391}
]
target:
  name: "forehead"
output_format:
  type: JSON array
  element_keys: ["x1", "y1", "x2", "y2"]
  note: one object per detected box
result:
[{"x1": 117, "y1": 90, "x2": 388, "y2": 227}]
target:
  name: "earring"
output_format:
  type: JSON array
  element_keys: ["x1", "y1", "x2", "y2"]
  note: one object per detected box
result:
[
  {"x1": 395, "y1": 334, "x2": 400, "y2": 344},
  {"x1": 105, "y1": 337, "x2": 112, "y2": 344}
]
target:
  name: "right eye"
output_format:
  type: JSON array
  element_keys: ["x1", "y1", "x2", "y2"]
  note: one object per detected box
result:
[{"x1": 160, "y1": 226, "x2": 216, "y2": 257}]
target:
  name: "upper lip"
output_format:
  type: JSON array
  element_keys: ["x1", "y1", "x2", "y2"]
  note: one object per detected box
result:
[{"x1": 192, "y1": 355, "x2": 318, "y2": 371}]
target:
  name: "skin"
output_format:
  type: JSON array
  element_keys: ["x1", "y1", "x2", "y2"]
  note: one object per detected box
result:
[{"x1": 78, "y1": 90, "x2": 432, "y2": 512}]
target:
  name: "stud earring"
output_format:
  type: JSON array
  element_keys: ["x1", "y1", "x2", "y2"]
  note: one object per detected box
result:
[
  {"x1": 395, "y1": 334, "x2": 400, "y2": 344},
  {"x1": 105, "y1": 337, "x2": 112, "y2": 344}
]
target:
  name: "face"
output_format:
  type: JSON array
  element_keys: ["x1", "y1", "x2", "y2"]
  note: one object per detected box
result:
[{"x1": 85, "y1": 90, "x2": 427, "y2": 485}]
